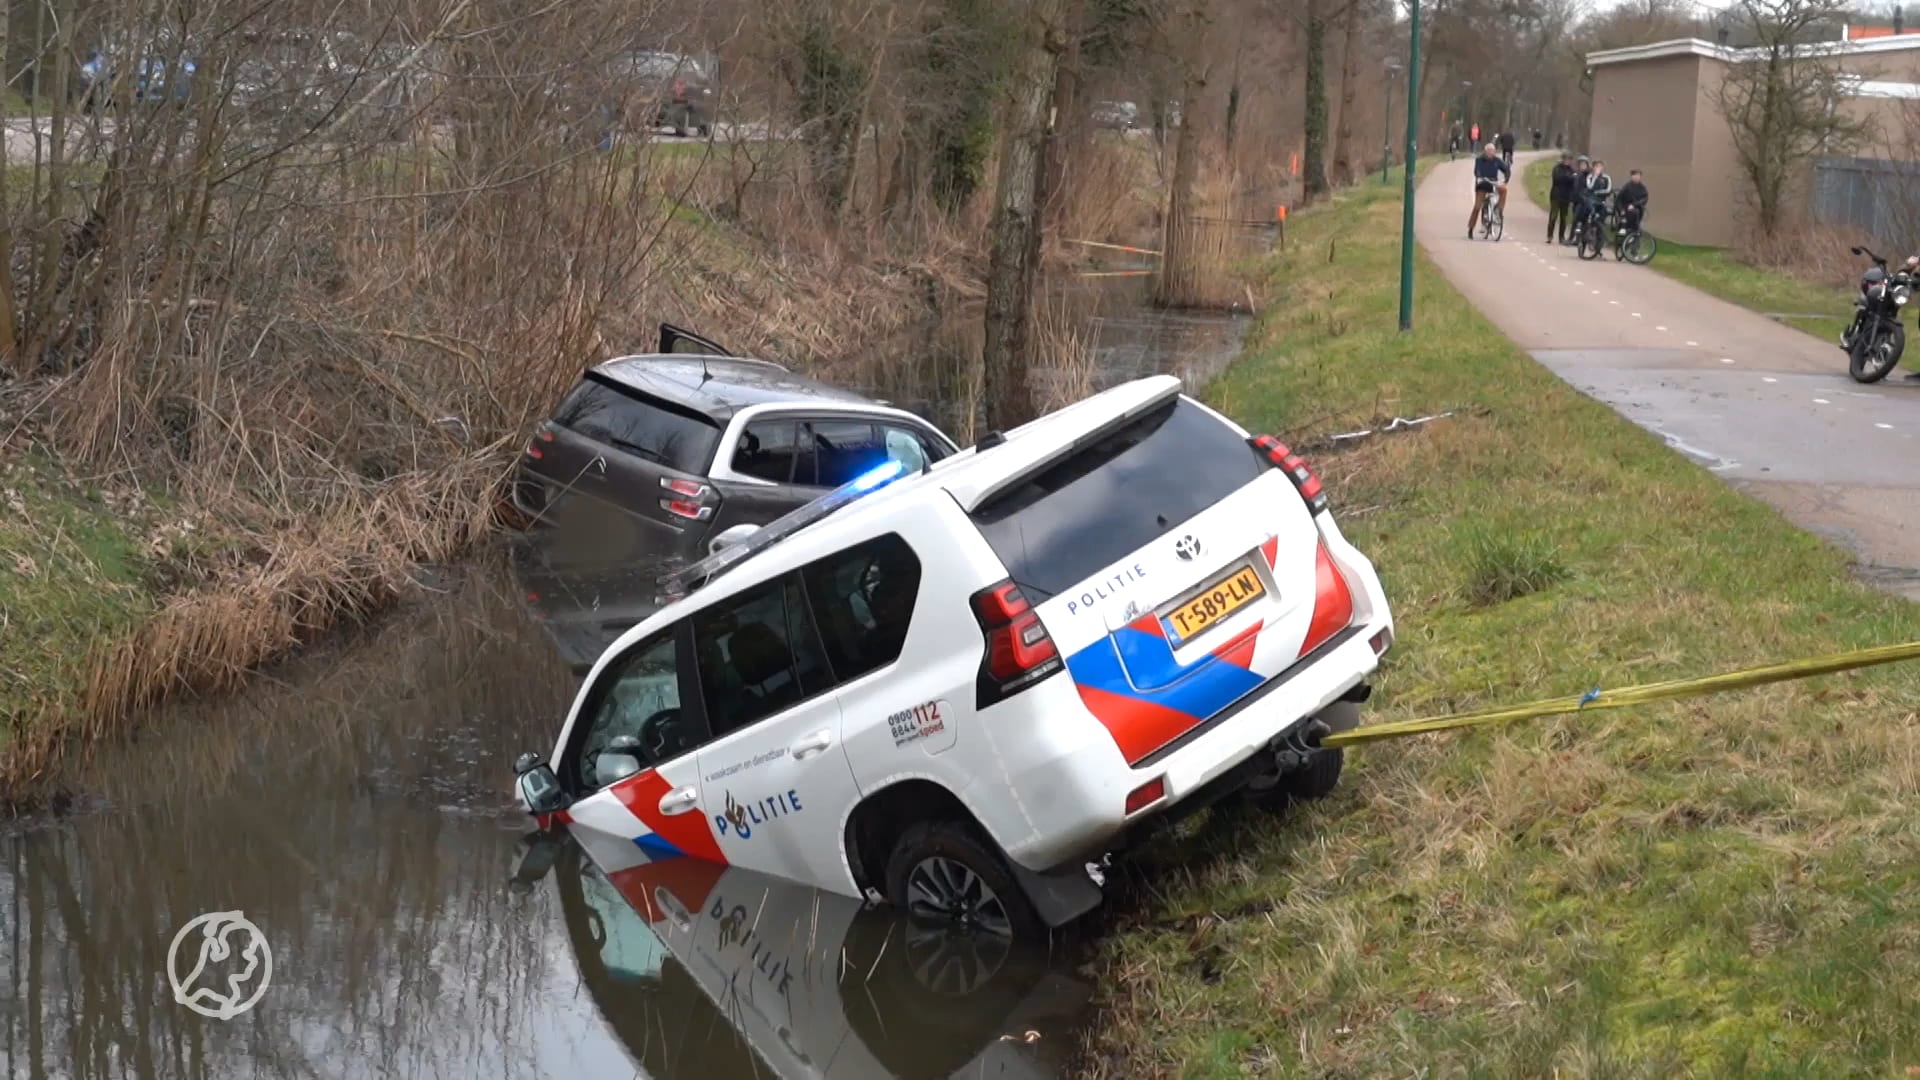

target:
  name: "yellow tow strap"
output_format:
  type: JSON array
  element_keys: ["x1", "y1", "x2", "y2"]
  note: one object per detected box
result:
[{"x1": 1320, "y1": 640, "x2": 1920, "y2": 748}]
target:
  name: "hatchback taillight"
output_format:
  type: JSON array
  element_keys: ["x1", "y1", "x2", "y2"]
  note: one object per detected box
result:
[
  {"x1": 1249, "y1": 435, "x2": 1329, "y2": 514},
  {"x1": 658, "y1": 476, "x2": 717, "y2": 522},
  {"x1": 970, "y1": 579, "x2": 1063, "y2": 706}
]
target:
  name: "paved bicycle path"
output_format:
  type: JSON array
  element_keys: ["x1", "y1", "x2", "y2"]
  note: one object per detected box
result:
[{"x1": 1417, "y1": 152, "x2": 1920, "y2": 597}]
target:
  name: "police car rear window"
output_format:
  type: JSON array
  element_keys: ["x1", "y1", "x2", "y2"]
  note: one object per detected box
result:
[
  {"x1": 968, "y1": 398, "x2": 1261, "y2": 601},
  {"x1": 553, "y1": 377, "x2": 720, "y2": 474}
]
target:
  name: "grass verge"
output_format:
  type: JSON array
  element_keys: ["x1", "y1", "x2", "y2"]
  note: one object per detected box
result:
[
  {"x1": 1085, "y1": 170, "x2": 1920, "y2": 1076},
  {"x1": 0, "y1": 455, "x2": 157, "y2": 747},
  {"x1": 1522, "y1": 158, "x2": 1854, "y2": 339}
]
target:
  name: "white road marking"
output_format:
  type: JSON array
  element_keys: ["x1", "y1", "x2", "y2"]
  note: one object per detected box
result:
[
  {"x1": 1560, "y1": 272, "x2": 1569, "y2": 277},
  {"x1": 1686, "y1": 340, "x2": 1699, "y2": 346},
  {"x1": 1655, "y1": 325, "x2": 1668, "y2": 331},
  {"x1": 1610, "y1": 300, "x2": 1620, "y2": 305},
  {"x1": 1592, "y1": 290, "x2": 1601, "y2": 295},
  {"x1": 1721, "y1": 358, "x2": 1736, "y2": 364},
  {"x1": 1763, "y1": 376, "x2": 1777, "y2": 382},
  {"x1": 1632, "y1": 312, "x2": 1643, "y2": 318},
  {"x1": 1878, "y1": 422, "x2": 1895, "y2": 430},
  {"x1": 1814, "y1": 397, "x2": 1831, "y2": 404}
]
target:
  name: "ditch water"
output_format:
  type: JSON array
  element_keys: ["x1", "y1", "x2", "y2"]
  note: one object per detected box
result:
[{"x1": 0, "y1": 275, "x2": 1254, "y2": 1079}]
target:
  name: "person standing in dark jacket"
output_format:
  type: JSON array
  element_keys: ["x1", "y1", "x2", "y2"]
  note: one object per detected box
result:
[
  {"x1": 1547, "y1": 151, "x2": 1577, "y2": 244},
  {"x1": 1615, "y1": 169, "x2": 1650, "y2": 234}
]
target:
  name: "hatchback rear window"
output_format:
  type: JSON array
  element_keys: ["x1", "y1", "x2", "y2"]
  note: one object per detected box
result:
[
  {"x1": 553, "y1": 377, "x2": 721, "y2": 474},
  {"x1": 968, "y1": 399, "x2": 1262, "y2": 601}
]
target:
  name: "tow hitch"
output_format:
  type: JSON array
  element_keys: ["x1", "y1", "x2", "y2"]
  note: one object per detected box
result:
[{"x1": 1270, "y1": 718, "x2": 1333, "y2": 773}]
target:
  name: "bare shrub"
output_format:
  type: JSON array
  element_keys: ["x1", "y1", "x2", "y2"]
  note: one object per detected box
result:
[{"x1": 1734, "y1": 220, "x2": 1874, "y2": 290}]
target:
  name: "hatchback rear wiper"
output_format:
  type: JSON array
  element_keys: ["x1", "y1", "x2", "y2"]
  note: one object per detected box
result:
[{"x1": 609, "y1": 437, "x2": 668, "y2": 465}]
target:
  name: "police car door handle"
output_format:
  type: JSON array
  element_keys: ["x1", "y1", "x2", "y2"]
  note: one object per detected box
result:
[
  {"x1": 790, "y1": 730, "x2": 833, "y2": 760},
  {"x1": 658, "y1": 787, "x2": 699, "y2": 815}
]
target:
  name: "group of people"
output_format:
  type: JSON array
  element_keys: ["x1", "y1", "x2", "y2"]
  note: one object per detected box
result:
[
  {"x1": 1451, "y1": 125, "x2": 1552, "y2": 162},
  {"x1": 1463, "y1": 144, "x2": 1649, "y2": 245},
  {"x1": 1546, "y1": 151, "x2": 1649, "y2": 247},
  {"x1": 1454, "y1": 123, "x2": 1521, "y2": 165}
]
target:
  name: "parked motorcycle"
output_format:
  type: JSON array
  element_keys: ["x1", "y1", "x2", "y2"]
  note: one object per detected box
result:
[{"x1": 1840, "y1": 245, "x2": 1913, "y2": 384}]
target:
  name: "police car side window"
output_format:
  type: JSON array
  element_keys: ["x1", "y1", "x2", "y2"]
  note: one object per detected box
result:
[
  {"x1": 570, "y1": 629, "x2": 704, "y2": 792},
  {"x1": 800, "y1": 534, "x2": 921, "y2": 684},
  {"x1": 693, "y1": 574, "x2": 834, "y2": 738}
]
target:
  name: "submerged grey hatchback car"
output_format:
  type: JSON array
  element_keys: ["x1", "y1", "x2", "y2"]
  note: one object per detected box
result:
[{"x1": 513, "y1": 324, "x2": 959, "y2": 564}]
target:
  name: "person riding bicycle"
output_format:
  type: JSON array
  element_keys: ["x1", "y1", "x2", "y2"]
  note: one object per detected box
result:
[
  {"x1": 1469, "y1": 142, "x2": 1511, "y2": 238},
  {"x1": 1575, "y1": 158, "x2": 1613, "y2": 242},
  {"x1": 1498, "y1": 129, "x2": 1517, "y2": 166},
  {"x1": 1615, "y1": 168, "x2": 1649, "y2": 235}
]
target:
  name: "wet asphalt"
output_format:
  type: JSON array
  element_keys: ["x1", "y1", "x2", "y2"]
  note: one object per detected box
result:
[{"x1": 1418, "y1": 152, "x2": 1920, "y2": 599}]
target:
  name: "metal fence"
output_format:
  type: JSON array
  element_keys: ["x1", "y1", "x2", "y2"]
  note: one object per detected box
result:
[{"x1": 1812, "y1": 155, "x2": 1920, "y2": 240}]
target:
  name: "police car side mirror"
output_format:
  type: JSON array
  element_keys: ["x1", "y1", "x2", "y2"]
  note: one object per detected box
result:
[{"x1": 514, "y1": 751, "x2": 569, "y2": 816}]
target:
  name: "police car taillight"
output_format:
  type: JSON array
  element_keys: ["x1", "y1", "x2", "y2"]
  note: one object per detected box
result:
[
  {"x1": 1249, "y1": 434, "x2": 1328, "y2": 515},
  {"x1": 970, "y1": 579, "x2": 1063, "y2": 706}
]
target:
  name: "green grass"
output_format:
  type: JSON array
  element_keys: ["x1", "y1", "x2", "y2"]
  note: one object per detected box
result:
[
  {"x1": 1087, "y1": 174, "x2": 1920, "y2": 1077},
  {"x1": 1522, "y1": 158, "x2": 1854, "y2": 339},
  {"x1": 0, "y1": 453, "x2": 156, "y2": 742}
]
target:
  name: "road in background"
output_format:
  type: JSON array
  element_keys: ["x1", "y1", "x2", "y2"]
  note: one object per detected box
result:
[{"x1": 1418, "y1": 152, "x2": 1920, "y2": 598}]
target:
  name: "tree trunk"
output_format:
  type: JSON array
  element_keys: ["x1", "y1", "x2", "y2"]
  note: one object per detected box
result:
[
  {"x1": 1042, "y1": 0, "x2": 1087, "y2": 229},
  {"x1": 1330, "y1": 0, "x2": 1362, "y2": 187},
  {"x1": 1157, "y1": 68, "x2": 1205, "y2": 308},
  {"x1": 981, "y1": 0, "x2": 1068, "y2": 431},
  {"x1": 1303, "y1": 0, "x2": 1330, "y2": 199}
]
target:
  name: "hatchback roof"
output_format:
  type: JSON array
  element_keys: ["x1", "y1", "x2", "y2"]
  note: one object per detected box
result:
[{"x1": 591, "y1": 354, "x2": 873, "y2": 420}]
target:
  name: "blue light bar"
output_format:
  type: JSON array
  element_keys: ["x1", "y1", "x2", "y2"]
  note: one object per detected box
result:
[
  {"x1": 850, "y1": 458, "x2": 905, "y2": 493},
  {"x1": 659, "y1": 455, "x2": 914, "y2": 599}
]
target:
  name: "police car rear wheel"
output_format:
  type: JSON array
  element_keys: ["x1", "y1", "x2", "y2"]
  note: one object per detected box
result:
[{"x1": 885, "y1": 822, "x2": 1042, "y2": 941}]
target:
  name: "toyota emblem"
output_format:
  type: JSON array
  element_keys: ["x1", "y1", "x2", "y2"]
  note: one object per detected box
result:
[{"x1": 1174, "y1": 535, "x2": 1202, "y2": 561}]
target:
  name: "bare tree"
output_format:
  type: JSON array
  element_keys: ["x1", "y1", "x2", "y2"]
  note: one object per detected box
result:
[
  {"x1": 1302, "y1": 0, "x2": 1331, "y2": 197},
  {"x1": 1329, "y1": 0, "x2": 1367, "y2": 185},
  {"x1": 1713, "y1": 0, "x2": 1873, "y2": 236},
  {"x1": 980, "y1": 0, "x2": 1068, "y2": 430}
]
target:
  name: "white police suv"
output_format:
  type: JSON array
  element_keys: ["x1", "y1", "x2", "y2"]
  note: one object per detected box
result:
[{"x1": 515, "y1": 375, "x2": 1395, "y2": 940}]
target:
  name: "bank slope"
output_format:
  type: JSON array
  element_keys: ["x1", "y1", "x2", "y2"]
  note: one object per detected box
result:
[{"x1": 1085, "y1": 175, "x2": 1920, "y2": 1076}]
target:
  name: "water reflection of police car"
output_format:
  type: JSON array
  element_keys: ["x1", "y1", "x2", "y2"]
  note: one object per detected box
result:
[
  {"x1": 516, "y1": 375, "x2": 1395, "y2": 941},
  {"x1": 541, "y1": 830, "x2": 1088, "y2": 1079}
]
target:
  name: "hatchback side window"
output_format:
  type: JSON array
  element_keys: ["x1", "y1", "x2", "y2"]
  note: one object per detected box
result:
[
  {"x1": 809, "y1": 421, "x2": 887, "y2": 488},
  {"x1": 733, "y1": 420, "x2": 801, "y2": 483},
  {"x1": 568, "y1": 629, "x2": 705, "y2": 793},
  {"x1": 693, "y1": 575, "x2": 834, "y2": 738},
  {"x1": 801, "y1": 534, "x2": 922, "y2": 683}
]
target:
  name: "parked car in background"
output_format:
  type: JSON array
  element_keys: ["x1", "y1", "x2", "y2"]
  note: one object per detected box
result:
[
  {"x1": 513, "y1": 323, "x2": 959, "y2": 565},
  {"x1": 1091, "y1": 99, "x2": 1139, "y2": 131},
  {"x1": 227, "y1": 30, "x2": 431, "y2": 139},
  {"x1": 513, "y1": 374, "x2": 1395, "y2": 942},
  {"x1": 79, "y1": 35, "x2": 198, "y2": 111}
]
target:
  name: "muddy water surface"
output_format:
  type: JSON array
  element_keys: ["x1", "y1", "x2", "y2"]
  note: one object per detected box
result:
[{"x1": 0, "y1": 285, "x2": 1250, "y2": 1080}]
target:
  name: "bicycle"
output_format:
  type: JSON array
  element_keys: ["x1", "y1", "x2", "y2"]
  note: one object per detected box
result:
[
  {"x1": 1575, "y1": 205, "x2": 1608, "y2": 260},
  {"x1": 1477, "y1": 188, "x2": 1504, "y2": 241},
  {"x1": 1612, "y1": 206, "x2": 1658, "y2": 265}
]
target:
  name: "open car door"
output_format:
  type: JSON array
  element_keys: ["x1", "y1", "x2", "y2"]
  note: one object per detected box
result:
[{"x1": 658, "y1": 323, "x2": 736, "y2": 357}]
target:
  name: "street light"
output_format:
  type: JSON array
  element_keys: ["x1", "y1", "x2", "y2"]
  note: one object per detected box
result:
[
  {"x1": 1382, "y1": 60, "x2": 1402, "y2": 183},
  {"x1": 1398, "y1": 0, "x2": 1422, "y2": 331}
]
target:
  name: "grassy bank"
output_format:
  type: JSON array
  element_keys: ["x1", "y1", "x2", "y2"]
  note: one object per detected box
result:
[
  {"x1": 1086, "y1": 172, "x2": 1920, "y2": 1075},
  {"x1": 0, "y1": 457, "x2": 155, "y2": 740},
  {"x1": 1522, "y1": 158, "x2": 1853, "y2": 337}
]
